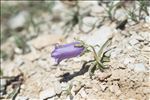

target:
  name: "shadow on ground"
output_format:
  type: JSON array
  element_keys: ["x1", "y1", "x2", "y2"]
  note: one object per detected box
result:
[{"x1": 59, "y1": 62, "x2": 90, "y2": 82}]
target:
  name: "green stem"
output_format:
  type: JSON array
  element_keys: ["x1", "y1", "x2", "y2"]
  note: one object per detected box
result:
[
  {"x1": 98, "y1": 37, "x2": 112, "y2": 59},
  {"x1": 89, "y1": 45, "x2": 106, "y2": 69}
]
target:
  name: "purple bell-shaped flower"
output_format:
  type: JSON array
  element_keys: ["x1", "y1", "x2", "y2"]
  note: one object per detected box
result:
[{"x1": 51, "y1": 42, "x2": 84, "y2": 64}]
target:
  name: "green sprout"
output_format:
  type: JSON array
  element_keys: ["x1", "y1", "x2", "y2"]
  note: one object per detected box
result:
[
  {"x1": 139, "y1": 0, "x2": 149, "y2": 16},
  {"x1": 75, "y1": 37, "x2": 112, "y2": 77}
]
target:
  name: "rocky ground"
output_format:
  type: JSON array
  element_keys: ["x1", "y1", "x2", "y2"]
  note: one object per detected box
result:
[{"x1": 1, "y1": 1, "x2": 150, "y2": 100}]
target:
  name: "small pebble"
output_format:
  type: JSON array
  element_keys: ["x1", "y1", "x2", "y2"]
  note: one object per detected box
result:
[
  {"x1": 39, "y1": 88, "x2": 56, "y2": 100},
  {"x1": 134, "y1": 63, "x2": 146, "y2": 72}
]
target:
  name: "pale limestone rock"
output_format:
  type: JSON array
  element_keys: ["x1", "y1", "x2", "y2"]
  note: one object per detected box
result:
[
  {"x1": 8, "y1": 11, "x2": 29, "y2": 30},
  {"x1": 29, "y1": 34, "x2": 62, "y2": 50},
  {"x1": 39, "y1": 88, "x2": 56, "y2": 100}
]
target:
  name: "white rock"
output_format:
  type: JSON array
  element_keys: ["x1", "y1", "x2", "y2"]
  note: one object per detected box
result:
[
  {"x1": 91, "y1": 6, "x2": 105, "y2": 16},
  {"x1": 15, "y1": 96, "x2": 28, "y2": 100},
  {"x1": 129, "y1": 38, "x2": 139, "y2": 46},
  {"x1": 54, "y1": 81, "x2": 62, "y2": 94},
  {"x1": 8, "y1": 11, "x2": 28, "y2": 30},
  {"x1": 14, "y1": 47, "x2": 23, "y2": 54},
  {"x1": 140, "y1": 32, "x2": 150, "y2": 41},
  {"x1": 80, "y1": 17, "x2": 99, "y2": 33},
  {"x1": 148, "y1": 7, "x2": 150, "y2": 15},
  {"x1": 1, "y1": 62, "x2": 16, "y2": 76},
  {"x1": 143, "y1": 88, "x2": 150, "y2": 94},
  {"x1": 29, "y1": 34, "x2": 62, "y2": 50},
  {"x1": 39, "y1": 88, "x2": 56, "y2": 100},
  {"x1": 66, "y1": 96, "x2": 71, "y2": 100},
  {"x1": 47, "y1": 97, "x2": 55, "y2": 100},
  {"x1": 123, "y1": 57, "x2": 135, "y2": 65},
  {"x1": 1, "y1": 79, "x2": 7, "y2": 86},
  {"x1": 60, "y1": 82, "x2": 70, "y2": 91},
  {"x1": 83, "y1": 17, "x2": 98, "y2": 26},
  {"x1": 82, "y1": 25, "x2": 113, "y2": 52},
  {"x1": 79, "y1": 88, "x2": 87, "y2": 98},
  {"x1": 79, "y1": 24, "x2": 92, "y2": 34},
  {"x1": 145, "y1": 16, "x2": 150, "y2": 23},
  {"x1": 110, "y1": 48, "x2": 122, "y2": 58},
  {"x1": 0, "y1": 79, "x2": 6, "y2": 94},
  {"x1": 114, "y1": 9, "x2": 127, "y2": 21},
  {"x1": 134, "y1": 63, "x2": 146, "y2": 72},
  {"x1": 51, "y1": 24, "x2": 64, "y2": 35},
  {"x1": 79, "y1": 1, "x2": 98, "y2": 8},
  {"x1": 71, "y1": 81, "x2": 82, "y2": 95},
  {"x1": 131, "y1": 33, "x2": 144, "y2": 41},
  {"x1": 109, "y1": 84, "x2": 121, "y2": 96},
  {"x1": 142, "y1": 46, "x2": 150, "y2": 52},
  {"x1": 127, "y1": 64, "x2": 135, "y2": 70},
  {"x1": 100, "y1": 84, "x2": 108, "y2": 92},
  {"x1": 52, "y1": 1, "x2": 64, "y2": 12},
  {"x1": 14, "y1": 57, "x2": 24, "y2": 67},
  {"x1": 23, "y1": 51, "x2": 41, "y2": 61}
]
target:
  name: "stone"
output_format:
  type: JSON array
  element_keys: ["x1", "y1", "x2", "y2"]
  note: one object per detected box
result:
[
  {"x1": 14, "y1": 47, "x2": 23, "y2": 54},
  {"x1": 139, "y1": 32, "x2": 150, "y2": 41},
  {"x1": 72, "y1": 81, "x2": 82, "y2": 93},
  {"x1": 23, "y1": 51, "x2": 41, "y2": 61},
  {"x1": 110, "y1": 48, "x2": 122, "y2": 58},
  {"x1": 47, "y1": 98, "x2": 55, "y2": 100},
  {"x1": 100, "y1": 84, "x2": 108, "y2": 92},
  {"x1": 143, "y1": 88, "x2": 150, "y2": 94},
  {"x1": 134, "y1": 34, "x2": 144, "y2": 41},
  {"x1": 8, "y1": 11, "x2": 29, "y2": 30},
  {"x1": 134, "y1": 63, "x2": 146, "y2": 72},
  {"x1": 1, "y1": 40, "x2": 15, "y2": 60},
  {"x1": 145, "y1": 16, "x2": 150, "y2": 23},
  {"x1": 60, "y1": 82, "x2": 70, "y2": 91},
  {"x1": 29, "y1": 34, "x2": 62, "y2": 50},
  {"x1": 127, "y1": 64, "x2": 135, "y2": 70},
  {"x1": 80, "y1": 17, "x2": 98, "y2": 33},
  {"x1": 39, "y1": 88, "x2": 56, "y2": 100},
  {"x1": 114, "y1": 8, "x2": 127, "y2": 21},
  {"x1": 15, "y1": 96, "x2": 29, "y2": 100},
  {"x1": 82, "y1": 25, "x2": 113, "y2": 52},
  {"x1": 129, "y1": 38, "x2": 139, "y2": 46},
  {"x1": 54, "y1": 81, "x2": 62, "y2": 94},
  {"x1": 50, "y1": 24, "x2": 64, "y2": 35},
  {"x1": 0, "y1": 79, "x2": 7, "y2": 86},
  {"x1": 82, "y1": 17, "x2": 98, "y2": 26},
  {"x1": 109, "y1": 84, "x2": 121, "y2": 96},
  {"x1": 79, "y1": 88, "x2": 87, "y2": 98},
  {"x1": 1, "y1": 62, "x2": 16, "y2": 76},
  {"x1": 110, "y1": 70, "x2": 123, "y2": 80},
  {"x1": 96, "y1": 72, "x2": 112, "y2": 81},
  {"x1": 14, "y1": 57, "x2": 24, "y2": 67},
  {"x1": 123, "y1": 57, "x2": 135, "y2": 65},
  {"x1": 142, "y1": 46, "x2": 150, "y2": 52},
  {"x1": 91, "y1": 5, "x2": 105, "y2": 16},
  {"x1": 0, "y1": 78, "x2": 7, "y2": 95},
  {"x1": 11, "y1": 67, "x2": 22, "y2": 76},
  {"x1": 79, "y1": 1, "x2": 98, "y2": 8}
]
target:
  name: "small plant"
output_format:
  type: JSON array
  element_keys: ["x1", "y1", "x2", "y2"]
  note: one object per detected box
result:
[
  {"x1": 127, "y1": 0, "x2": 149, "y2": 23},
  {"x1": 139, "y1": 0, "x2": 149, "y2": 16},
  {"x1": 0, "y1": 50, "x2": 8, "y2": 60},
  {"x1": 51, "y1": 38, "x2": 112, "y2": 76},
  {"x1": 13, "y1": 34, "x2": 30, "y2": 54},
  {"x1": 128, "y1": 9, "x2": 139, "y2": 22},
  {"x1": 0, "y1": 68, "x2": 3, "y2": 76},
  {"x1": 103, "y1": 1, "x2": 124, "y2": 21}
]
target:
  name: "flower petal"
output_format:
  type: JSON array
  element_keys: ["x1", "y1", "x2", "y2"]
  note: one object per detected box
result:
[{"x1": 51, "y1": 42, "x2": 84, "y2": 64}]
